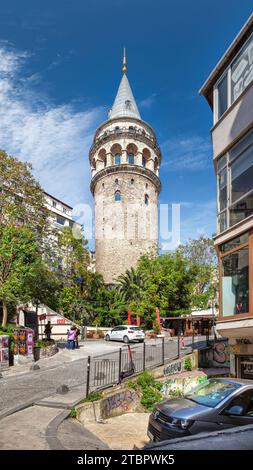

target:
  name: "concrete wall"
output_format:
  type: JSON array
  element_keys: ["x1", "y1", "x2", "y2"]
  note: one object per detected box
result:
[{"x1": 212, "y1": 85, "x2": 253, "y2": 160}]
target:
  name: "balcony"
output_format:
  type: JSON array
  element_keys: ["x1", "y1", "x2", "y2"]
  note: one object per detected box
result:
[{"x1": 89, "y1": 126, "x2": 161, "y2": 159}]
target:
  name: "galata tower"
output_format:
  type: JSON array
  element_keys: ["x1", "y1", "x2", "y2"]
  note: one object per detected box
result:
[{"x1": 90, "y1": 50, "x2": 161, "y2": 284}]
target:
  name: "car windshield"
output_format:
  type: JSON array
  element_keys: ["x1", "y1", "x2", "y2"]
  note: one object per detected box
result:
[{"x1": 185, "y1": 379, "x2": 241, "y2": 408}]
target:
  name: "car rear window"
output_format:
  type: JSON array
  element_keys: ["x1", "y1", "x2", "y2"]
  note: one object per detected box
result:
[
  {"x1": 129, "y1": 327, "x2": 142, "y2": 331},
  {"x1": 185, "y1": 379, "x2": 241, "y2": 408}
]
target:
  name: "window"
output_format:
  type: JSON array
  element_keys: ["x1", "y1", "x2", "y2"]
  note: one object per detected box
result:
[
  {"x1": 214, "y1": 34, "x2": 253, "y2": 123},
  {"x1": 231, "y1": 34, "x2": 253, "y2": 103},
  {"x1": 185, "y1": 379, "x2": 241, "y2": 408},
  {"x1": 230, "y1": 130, "x2": 253, "y2": 226},
  {"x1": 142, "y1": 156, "x2": 146, "y2": 168},
  {"x1": 56, "y1": 215, "x2": 65, "y2": 225},
  {"x1": 144, "y1": 194, "x2": 149, "y2": 205},
  {"x1": 221, "y1": 233, "x2": 248, "y2": 253},
  {"x1": 128, "y1": 153, "x2": 134, "y2": 164},
  {"x1": 63, "y1": 207, "x2": 67, "y2": 214},
  {"x1": 115, "y1": 179, "x2": 118, "y2": 184},
  {"x1": 131, "y1": 179, "x2": 134, "y2": 184},
  {"x1": 217, "y1": 129, "x2": 253, "y2": 232},
  {"x1": 115, "y1": 191, "x2": 121, "y2": 202},
  {"x1": 226, "y1": 389, "x2": 253, "y2": 416},
  {"x1": 129, "y1": 126, "x2": 135, "y2": 133},
  {"x1": 114, "y1": 153, "x2": 121, "y2": 165},
  {"x1": 221, "y1": 246, "x2": 249, "y2": 316},
  {"x1": 217, "y1": 74, "x2": 228, "y2": 119},
  {"x1": 52, "y1": 201, "x2": 56, "y2": 208}
]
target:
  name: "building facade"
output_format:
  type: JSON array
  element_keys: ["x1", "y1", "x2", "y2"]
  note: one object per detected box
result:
[
  {"x1": 90, "y1": 52, "x2": 161, "y2": 284},
  {"x1": 200, "y1": 13, "x2": 253, "y2": 379}
]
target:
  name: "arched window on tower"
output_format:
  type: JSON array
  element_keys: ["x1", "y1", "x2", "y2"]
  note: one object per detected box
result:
[
  {"x1": 114, "y1": 153, "x2": 121, "y2": 165},
  {"x1": 154, "y1": 157, "x2": 159, "y2": 174},
  {"x1": 115, "y1": 190, "x2": 121, "y2": 202},
  {"x1": 144, "y1": 194, "x2": 149, "y2": 205},
  {"x1": 128, "y1": 153, "x2": 134, "y2": 164},
  {"x1": 142, "y1": 156, "x2": 146, "y2": 168}
]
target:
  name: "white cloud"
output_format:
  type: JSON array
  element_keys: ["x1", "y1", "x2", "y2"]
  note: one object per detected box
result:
[
  {"x1": 0, "y1": 44, "x2": 104, "y2": 208},
  {"x1": 139, "y1": 93, "x2": 157, "y2": 109},
  {"x1": 161, "y1": 135, "x2": 212, "y2": 171}
]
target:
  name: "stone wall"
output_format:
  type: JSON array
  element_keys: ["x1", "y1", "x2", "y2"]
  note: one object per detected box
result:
[{"x1": 94, "y1": 171, "x2": 158, "y2": 283}]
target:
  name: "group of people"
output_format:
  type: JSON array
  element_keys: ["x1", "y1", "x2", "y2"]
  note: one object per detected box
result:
[
  {"x1": 43, "y1": 320, "x2": 81, "y2": 350},
  {"x1": 66, "y1": 325, "x2": 80, "y2": 350}
]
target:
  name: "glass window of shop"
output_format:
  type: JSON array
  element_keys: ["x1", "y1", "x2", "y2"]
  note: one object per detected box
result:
[
  {"x1": 221, "y1": 235, "x2": 249, "y2": 317},
  {"x1": 217, "y1": 128, "x2": 253, "y2": 232},
  {"x1": 214, "y1": 34, "x2": 253, "y2": 124}
]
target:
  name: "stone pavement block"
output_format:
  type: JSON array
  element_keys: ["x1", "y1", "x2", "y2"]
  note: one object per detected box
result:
[
  {"x1": 56, "y1": 418, "x2": 110, "y2": 450},
  {"x1": 0, "y1": 405, "x2": 65, "y2": 450}
]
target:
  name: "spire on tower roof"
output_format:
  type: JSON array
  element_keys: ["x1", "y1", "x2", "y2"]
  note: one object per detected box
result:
[{"x1": 109, "y1": 49, "x2": 141, "y2": 120}]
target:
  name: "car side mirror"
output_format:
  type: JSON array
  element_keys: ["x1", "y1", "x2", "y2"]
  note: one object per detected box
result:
[{"x1": 225, "y1": 405, "x2": 244, "y2": 416}]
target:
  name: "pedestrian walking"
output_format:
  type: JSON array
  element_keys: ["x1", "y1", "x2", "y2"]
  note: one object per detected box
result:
[
  {"x1": 75, "y1": 327, "x2": 80, "y2": 349},
  {"x1": 66, "y1": 326, "x2": 76, "y2": 350},
  {"x1": 44, "y1": 321, "x2": 52, "y2": 341}
]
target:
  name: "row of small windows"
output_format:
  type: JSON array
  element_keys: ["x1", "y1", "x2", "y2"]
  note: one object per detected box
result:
[
  {"x1": 114, "y1": 153, "x2": 139, "y2": 165},
  {"x1": 114, "y1": 191, "x2": 149, "y2": 204}
]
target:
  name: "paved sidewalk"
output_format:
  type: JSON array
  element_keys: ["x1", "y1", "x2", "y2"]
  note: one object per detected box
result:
[{"x1": 0, "y1": 384, "x2": 109, "y2": 450}]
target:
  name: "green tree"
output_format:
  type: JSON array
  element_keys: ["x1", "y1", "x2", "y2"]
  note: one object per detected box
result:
[
  {"x1": 177, "y1": 236, "x2": 218, "y2": 308},
  {"x1": 0, "y1": 225, "x2": 42, "y2": 325},
  {"x1": 0, "y1": 150, "x2": 48, "y2": 235}
]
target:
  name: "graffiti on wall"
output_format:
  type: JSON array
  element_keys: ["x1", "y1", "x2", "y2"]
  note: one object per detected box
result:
[
  {"x1": 200, "y1": 341, "x2": 230, "y2": 368},
  {"x1": 102, "y1": 389, "x2": 138, "y2": 415},
  {"x1": 161, "y1": 374, "x2": 207, "y2": 396}
]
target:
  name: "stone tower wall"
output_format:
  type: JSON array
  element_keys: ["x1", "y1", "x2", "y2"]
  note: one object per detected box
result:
[
  {"x1": 94, "y1": 171, "x2": 158, "y2": 284},
  {"x1": 90, "y1": 117, "x2": 161, "y2": 284}
]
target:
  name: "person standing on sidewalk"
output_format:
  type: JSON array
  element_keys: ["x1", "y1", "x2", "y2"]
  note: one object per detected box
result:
[
  {"x1": 44, "y1": 321, "x2": 52, "y2": 341},
  {"x1": 66, "y1": 327, "x2": 76, "y2": 350}
]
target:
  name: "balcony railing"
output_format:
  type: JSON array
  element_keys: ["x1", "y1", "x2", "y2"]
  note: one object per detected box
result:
[{"x1": 89, "y1": 127, "x2": 161, "y2": 159}]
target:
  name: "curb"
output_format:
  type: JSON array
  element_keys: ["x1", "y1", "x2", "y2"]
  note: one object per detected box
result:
[{"x1": 45, "y1": 410, "x2": 71, "y2": 450}]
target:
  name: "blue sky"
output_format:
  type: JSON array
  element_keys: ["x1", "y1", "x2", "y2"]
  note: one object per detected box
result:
[{"x1": 0, "y1": 0, "x2": 252, "y2": 248}]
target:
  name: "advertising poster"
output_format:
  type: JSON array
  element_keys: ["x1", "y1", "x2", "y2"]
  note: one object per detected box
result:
[{"x1": 0, "y1": 335, "x2": 9, "y2": 370}]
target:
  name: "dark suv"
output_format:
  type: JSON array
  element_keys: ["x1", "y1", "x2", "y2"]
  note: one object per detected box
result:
[{"x1": 148, "y1": 378, "x2": 253, "y2": 442}]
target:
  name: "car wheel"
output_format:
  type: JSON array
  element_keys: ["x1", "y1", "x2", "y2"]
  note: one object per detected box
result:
[
  {"x1": 123, "y1": 335, "x2": 129, "y2": 344},
  {"x1": 105, "y1": 334, "x2": 110, "y2": 342}
]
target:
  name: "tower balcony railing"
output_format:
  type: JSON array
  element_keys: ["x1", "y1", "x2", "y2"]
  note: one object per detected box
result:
[{"x1": 89, "y1": 126, "x2": 161, "y2": 159}]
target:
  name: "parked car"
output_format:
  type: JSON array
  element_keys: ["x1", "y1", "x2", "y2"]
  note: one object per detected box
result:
[
  {"x1": 105, "y1": 325, "x2": 145, "y2": 343},
  {"x1": 148, "y1": 378, "x2": 253, "y2": 442}
]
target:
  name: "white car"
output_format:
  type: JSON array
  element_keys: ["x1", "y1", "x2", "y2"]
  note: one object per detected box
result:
[{"x1": 105, "y1": 325, "x2": 145, "y2": 343}]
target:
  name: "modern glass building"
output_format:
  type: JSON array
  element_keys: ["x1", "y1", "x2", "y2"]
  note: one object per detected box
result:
[{"x1": 200, "y1": 13, "x2": 253, "y2": 379}]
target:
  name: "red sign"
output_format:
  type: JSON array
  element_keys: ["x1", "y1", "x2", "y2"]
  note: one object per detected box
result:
[
  {"x1": 57, "y1": 318, "x2": 66, "y2": 324},
  {"x1": 39, "y1": 314, "x2": 46, "y2": 321}
]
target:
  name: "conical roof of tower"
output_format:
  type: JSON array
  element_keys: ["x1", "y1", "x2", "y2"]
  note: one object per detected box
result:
[{"x1": 109, "y1": 73, "x2": 141, "y2": 120}]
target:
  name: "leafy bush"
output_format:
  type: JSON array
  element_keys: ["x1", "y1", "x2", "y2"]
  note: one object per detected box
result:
[
  {"x1": 70, "y1": 407, "x2": 77, "y2": 418},
  {"x1": 128, "y1": 371, "x2": 163, "y2": 412},
  {"x1": 84, "y1": 391, "x2": 103, "y2": 402},
  {"x1": 184, "y1": 357, "x2": 193, "y2": 371},
  {"x1": 141, "y1": 386, "x2": 162, "y2": 412},
  {"x1": 136, "y1": 370, "x2": 156, "y2": 388},
  {"x1": 169, "y1": 389, "x2": 182, "y2": 397}
]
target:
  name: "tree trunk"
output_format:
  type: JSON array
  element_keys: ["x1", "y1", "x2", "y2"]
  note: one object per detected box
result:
[{"x1": 2, "y1": 300, "x2": 8, "y2": 326}]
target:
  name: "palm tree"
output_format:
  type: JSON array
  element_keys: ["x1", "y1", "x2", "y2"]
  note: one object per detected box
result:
[{"x1": 116, "y1": 267, "x2": 146, "y2": 303}]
